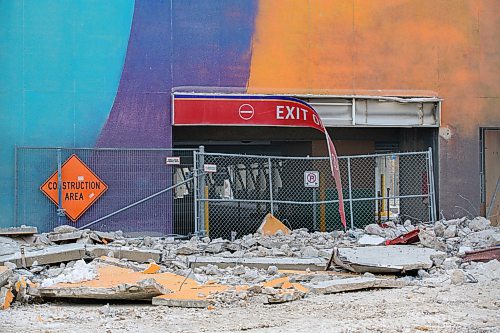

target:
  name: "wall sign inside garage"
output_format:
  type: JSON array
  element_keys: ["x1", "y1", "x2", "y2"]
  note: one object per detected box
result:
[
  {"x1": 304, "y1": 171, "x2": 320, "y2": 188},
  {"x1": 40, "y1": 154, "x2": 108, "y2": 222}
]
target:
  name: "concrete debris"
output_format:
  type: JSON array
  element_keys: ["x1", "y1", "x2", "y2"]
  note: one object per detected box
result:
[
  {"x1": 86, "y1": 245, "x2": 161, "y2": 263},
  {"x1": 0, "y1": 266, "x2": 12, "y2": 287},
  {"x1": 0, "y1": 226, "x2": 38, "y2": 236},
  {"x1": 305, "y1": 276, "x2": 406, "y2": 294},
  {"x1": 357, "y1": 235, "x2": 386, "y2": 246},
  {"x1": 1, "y1": 216, "x2": 499, "y2": 310},
  {"x1": 36, "y1": 264, "x2": 197, "y2": 300},
  {"x1": 0, "y1": 243, "x2": 87, "y2": 268},
  {"x1": 258, "y1": 213, "x2": 291, "y2": 236},
  {"x1": 187, "y1": 256, "x2": 326, "y2": 271},
  {"x1": 333, "y1": 245, "x2": 443, "y2": 273},
  {"x1": 0, "y1": 237, "x2": 20, "y2": 256}
]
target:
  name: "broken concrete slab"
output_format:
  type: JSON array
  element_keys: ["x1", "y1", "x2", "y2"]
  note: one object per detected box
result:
[
  {"x1": 258, "y1": 213, "x2": 290, "y2": 236},
  {"x1": 92, "y1": 231, "x2": 117, "y2": 243},
  {"x1": 333, "y1": 245, "x2": 443, "y2": 274},
  {"x1": 0, "y1": 236, "x2": 20, "y2": 256},
  {"x1": 187, "y1": 256, "x2": 327, "y2": 271},
  {"x1": 37, "y1": 278, "x2": 167, "y2": 300},
  {"x1": 0, "y1": 226, "x2": 38, "y2": 236},
  {"x1": 305, "y1": 276, "x2": 406, "y2": 294},
  {"x1": 0, "y1": 266, "x2": 12, "y2": 287},
  {"x1": 36, "y1": 264, "x2": 198, "y2": 300},
  {"x1": 0, "y1": 243, "x2": 87, "y2": 268},
  {"x1": 47, "y1": 230, "x2": 84, "y2": 243},
  {"x1": 357, "y1": 235, "x2": 386, "y2": 246},
  {"x1": 87, "y1": 245, "x2": 161, "y2": 263}
]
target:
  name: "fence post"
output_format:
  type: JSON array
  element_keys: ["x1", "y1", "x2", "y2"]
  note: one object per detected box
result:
[
  {"x1": 267, "y1": 157, "x2": 274, "y2": 216},
  {"x1": 193, "y1": 149, "x2": 199, "y2": 235},
  {"x1": 428, "y1": 147, "x2": 437, "y2": 222},
  {"x1": 347, "y1": 156, "x2": 354, "y2": 229},
  {"x1": 198, "y1": 146, "x2": 206, "y2": 236},
  {"x1": 57, "y1": 148, "x2": 64, "y2": 225}
]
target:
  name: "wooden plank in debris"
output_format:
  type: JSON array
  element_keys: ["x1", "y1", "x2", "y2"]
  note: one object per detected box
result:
[
  {"x1": 462, "y1": 247, "x2": 500, "y2": 262},
  {"x1": 333, "y1": 245, "x2": 443, "y2": 274},
  {"x1": 0, "y1": 226, "x2": 38, "y2": 236}
]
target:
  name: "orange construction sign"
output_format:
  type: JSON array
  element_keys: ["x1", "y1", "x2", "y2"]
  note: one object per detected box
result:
[{"x1": 40, "y1": 154, "x2": 108, "y2": 222}]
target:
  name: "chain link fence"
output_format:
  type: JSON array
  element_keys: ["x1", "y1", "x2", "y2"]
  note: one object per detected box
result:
[
  {"x1": 15, "y1": 147, "x2": 196, "y2": 235},
  {"x1": 15, "y1": 147, "x2": 436, "y2": 238},
  {"x1": 195, "y1": 149, "x2": 436, "y2": 240}
]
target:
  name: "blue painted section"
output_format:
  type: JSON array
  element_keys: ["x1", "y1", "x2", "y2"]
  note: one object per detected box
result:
[{"x1": 0, "y1": 0, "x2": 135, "y2": 227}]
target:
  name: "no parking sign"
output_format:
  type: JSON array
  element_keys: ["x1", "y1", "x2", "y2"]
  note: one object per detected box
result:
[{"x1": 304, "y1": 171, "x2": 319, "y2": 188}]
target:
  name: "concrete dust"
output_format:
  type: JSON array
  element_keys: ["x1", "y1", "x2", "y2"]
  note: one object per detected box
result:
[{"x1": 0, "y1": 282, "x2": 498, "y2": 332}]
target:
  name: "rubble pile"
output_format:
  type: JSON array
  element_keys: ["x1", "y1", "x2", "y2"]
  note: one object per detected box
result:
[{"x1": 0, "y1": 216, "x2": 498, "y2": 310}]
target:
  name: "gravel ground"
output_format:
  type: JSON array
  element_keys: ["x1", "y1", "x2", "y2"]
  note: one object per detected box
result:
[{"x1": 1, "y1": 282, "x2": 498, "y2": 333}]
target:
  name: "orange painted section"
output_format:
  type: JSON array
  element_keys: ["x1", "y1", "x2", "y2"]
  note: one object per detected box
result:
[
  {"x1": 248, "y1": 0, "x2": 500, "y2": 137},
  {"x1": 52, "y1": 264, "x2": 198, "y2": 291},
  {"x1": 258, "y1": 213, "x2": 291, "y2": 236}
]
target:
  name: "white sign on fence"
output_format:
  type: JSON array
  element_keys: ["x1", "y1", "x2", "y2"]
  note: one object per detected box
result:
[
  {"x1": 166, "y1": 157, "x2": 181, "y2": 165},
  {"x1": 304, "y1": 171, "x2": 319, "y2": 188},
  {"x1": 204, "y1": 164, "x2": 217, "y2": 173}
]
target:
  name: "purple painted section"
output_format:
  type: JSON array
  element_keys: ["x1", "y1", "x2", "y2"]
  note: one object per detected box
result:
[
  {"x1": 94, "y1": 0, "x2": 258, "y2": 234},
  {"x1": 96, "y1": 1, "x2": 172, "y2": 148}
]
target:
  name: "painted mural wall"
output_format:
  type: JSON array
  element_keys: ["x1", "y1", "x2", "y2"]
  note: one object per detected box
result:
[{"x1": 1, "y1": 0, "x2": 498, "y2": 227}]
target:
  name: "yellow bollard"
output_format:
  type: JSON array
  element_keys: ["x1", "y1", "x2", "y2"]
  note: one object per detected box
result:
[{"x1": 204, "y1": 186, "x2": 209, "y2": 236}]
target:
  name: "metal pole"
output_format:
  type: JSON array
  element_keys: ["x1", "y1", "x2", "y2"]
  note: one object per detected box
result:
[
  {"x1": 267, "y1": 157, "x2": 274, "y2": 215},
  {"x1": 386, "y1": 187, "x2": 390, "y2": 221},
  {"x1": 428, "y1": 147, "x2": 437, "y2": 222},
  {"x1": 193, "y1": 150, "x2": 198, "y2": 235},
  {"x1": 198, "y1": 146, "x2": 206, "y2": 235},
  {"x1": 57, "y1": 148, "x2": 64, "y2": 225},
  {"x1": 347, "y1": 157, "x2": 354, "y2": 229},
  {"x1": 313, "y1": 188, "x2": 317, "y2": 230}
]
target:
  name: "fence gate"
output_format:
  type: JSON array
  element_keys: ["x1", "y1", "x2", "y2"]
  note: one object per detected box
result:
[
  {"x1": 15, "y1": 147, "x2": 196, "y2": 235},
  {"x1": 194, "y1": 149, "x2": 436, "y2": 239}
]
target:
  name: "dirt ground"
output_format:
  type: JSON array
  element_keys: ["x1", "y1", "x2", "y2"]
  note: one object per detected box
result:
[{"x1": 1, "y1": 282, "x2": 498, "y2": 333}]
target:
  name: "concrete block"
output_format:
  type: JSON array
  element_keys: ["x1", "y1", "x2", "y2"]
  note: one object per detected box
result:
[
  {"x1": 333, "y1": 245, "x2": 444, "y2": 274},
  {"x1": 0, "y1": 266, "x2": 12, "y2": 287},
  {"x1": 152, "y1": 296, "x2": 210, "y2": 308},
  {"x1": 187, "y1": 256, "x2": 326, "y2": 271},
  {"x1": 306, "y1": 277, "x2": 406, "y2": 294},
  {"x1": 0, "y1": 243, "x2": 86, "y2": 268},
  {"x1": 0, "y1": 226, "x2": 38, "y2": 236},
  {"x1": 87, "y1": 245, "x2": 161, "y2": 263},
  {"x1": 48, "y1": 231, "x2": 84, "y2": 243}
]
